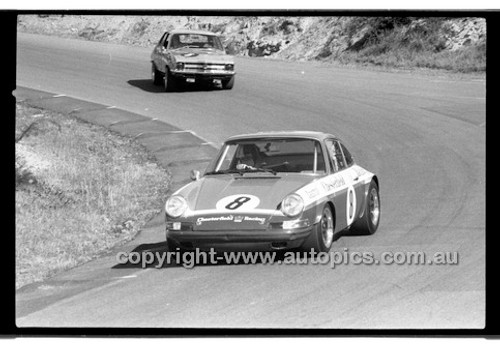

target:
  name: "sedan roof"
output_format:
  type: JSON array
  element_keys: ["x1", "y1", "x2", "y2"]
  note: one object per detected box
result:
[
  {"x1": 226, "y1": 131, "x2": 338, "y2": 142},
  {"x1": 169, "y1": 29, "x2": 219, "y2": 36}
]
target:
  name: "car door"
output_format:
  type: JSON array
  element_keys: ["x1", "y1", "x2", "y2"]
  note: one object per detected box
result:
[
  {"x1": 338, "y1": 141, "x2": 366, "y2": 224},
  {"x1": 153, "y1": 32, "x2": 169, "y2": 72},
  {"x1": 324, "y1": 139, "x2": 352, "y2": 230}
]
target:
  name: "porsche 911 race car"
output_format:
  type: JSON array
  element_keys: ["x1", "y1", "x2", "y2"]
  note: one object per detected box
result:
[{"x1": 164, "y1": 131, "x2": 380, "y2": 253}]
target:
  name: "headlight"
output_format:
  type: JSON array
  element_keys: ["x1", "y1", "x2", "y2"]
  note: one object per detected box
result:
[
  {"x1": 175, "y1": 62, "x2": 185, "y2": 70},
  {"x1": 225, "y1": 64, "x2": 234, "y2": 71},
  {"x1": 281, "y1": 194, "x2": 304, "y2": 217},
  {"x1": 165, "y1": 195, "x2": 188, "y2": 218}
]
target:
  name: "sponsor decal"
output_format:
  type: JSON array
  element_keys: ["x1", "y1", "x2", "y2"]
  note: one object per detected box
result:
[
  {"x1": 195, "y1": 214, "x2": 266, "y2": 225},
  {"x1": 196, "y1": 215, "x2": 234, "y2": 225},
  {"x1": 321, "y1": 175, "x2": 346, "y2": 192},
  {"x1": 242, "y1": 216, "x2": 266, "y2": 225},
  {"x1": 305, "y1": 187, "x2": 320, "y2": 198}
]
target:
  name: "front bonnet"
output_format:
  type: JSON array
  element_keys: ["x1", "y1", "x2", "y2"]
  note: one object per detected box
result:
[
  {"x1": 171, "y1": 48, "x2": 233, "y2": 64},
  {"x1": 174, "y1": 173, "x2": 317, "y2": 230}
]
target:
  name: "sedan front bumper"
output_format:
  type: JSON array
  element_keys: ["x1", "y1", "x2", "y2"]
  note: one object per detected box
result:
[{"x1": 171, "y1": 69, "x2": 235, "y2": 80}]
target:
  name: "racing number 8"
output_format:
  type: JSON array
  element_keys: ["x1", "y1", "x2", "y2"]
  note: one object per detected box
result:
[{"x1": 225, "y1": 196, "x2": 251, "y2": 210}]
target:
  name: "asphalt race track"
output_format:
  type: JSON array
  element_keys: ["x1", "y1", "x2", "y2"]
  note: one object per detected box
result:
[{"x1": 15, "y1": 33, "x2": 485, "y2": 328}]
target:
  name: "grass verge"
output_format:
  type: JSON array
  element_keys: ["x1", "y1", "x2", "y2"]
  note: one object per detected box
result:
[{"x1": 15, "y1": 102, "x2": 170, "y2": 289}]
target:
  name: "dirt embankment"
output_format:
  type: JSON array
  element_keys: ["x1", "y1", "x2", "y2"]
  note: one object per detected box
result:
[
  {"x1": 18, "y1": 15, "x2": 486, "y2": 72},
  {"x1": 15, "y1": 102, "x2": 170, "y2": 288}
]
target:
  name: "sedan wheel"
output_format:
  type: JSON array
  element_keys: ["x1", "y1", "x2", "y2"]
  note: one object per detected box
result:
[
  {"x1": 151, "y1": 63, "x2": 162, "y2": 85},
  {"x1": 163, "y1": 68, "x2": 178, "y2": 92}
]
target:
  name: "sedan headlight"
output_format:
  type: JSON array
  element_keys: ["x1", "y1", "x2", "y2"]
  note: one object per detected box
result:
[
  {"x1": 175, "y1": 62, "x2": 185, "y2": 71},
  {"x1": 165, "y1": 195, "x2": 188, "y2": 218},
  {"x1": 281, "y1": 194, "x2": 304, "y2": 217}
]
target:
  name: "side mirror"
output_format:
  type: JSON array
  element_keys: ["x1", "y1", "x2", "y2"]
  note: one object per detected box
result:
[{"x1": 190, "y1": 170, "x2": 201, "y2": 181}]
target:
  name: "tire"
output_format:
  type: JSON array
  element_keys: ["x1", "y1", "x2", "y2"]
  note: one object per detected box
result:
[
  {"x1": 350, "y1": 180, "x2": 380, "y2": 235},
  {"x1": 151, "y1": 63, "x2": 162, "y2": 85},
  {"x1": 222, "y1": 75, "x2": 235, "y2": 90},
  {"x1": 300, "y1": 204, "x2": 335, "y2": 253},
  {"x1": 163, "y1": 68, "x2": 178, "y2": 92}
]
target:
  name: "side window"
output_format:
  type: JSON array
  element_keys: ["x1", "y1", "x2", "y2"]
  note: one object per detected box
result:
[
  {"x1": 158, "y1": 32, "x2": 167, "y2": 45},
  {"x1": 333, "y1": 141, "x2": 347, "y2": 170},
  {"x1": 314, "y1": 141, "x2": 326, "y2": 173},
  {"x1": 340, "y1": 142, "x2": 354, "y2": 167},
  {"x1": 162, "y1": 33, "x2": 170, "y2": 48},
  {"x1": 324, "y1": 140, "x2": 334, "y2": 172},
  {"x1": 325, "y1": 140, "x2": 338, "y2": 172},
  {"x1": 325, "y1": 140, "x2": 347, "y2": 172}
]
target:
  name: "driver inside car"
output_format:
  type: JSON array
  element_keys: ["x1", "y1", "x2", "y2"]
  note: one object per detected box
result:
[{"x1": 236, "y1": 145, "x2": 261, "y2": 170}]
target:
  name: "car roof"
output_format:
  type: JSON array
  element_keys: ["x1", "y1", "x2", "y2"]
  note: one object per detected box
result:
[
  {"x1": 169, "y1": 29, "x2": 219, "y2": 36},
  {"x1": 226, "y1": 131, "x2": 338, "y2": 142}
]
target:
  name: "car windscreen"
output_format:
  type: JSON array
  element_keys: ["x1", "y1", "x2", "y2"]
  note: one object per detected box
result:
[
  {"x1": 170, "y1": 34, "x2": 224, "y2": 50},
  {"x1": 209, "y1": 138, "x2": 326, "y2": 174}
]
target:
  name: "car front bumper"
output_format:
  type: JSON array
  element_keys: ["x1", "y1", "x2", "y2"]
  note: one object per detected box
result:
[
  {"x1": 166, "y1": 225, "x2": 313, "y2": 251},
  {"x1": 171, "y1": 70, "x2": 235, "y2": 81}
]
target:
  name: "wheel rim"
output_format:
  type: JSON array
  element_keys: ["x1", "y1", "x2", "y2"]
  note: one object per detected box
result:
[
  {"x1": 320, "y1": 207, "x2": 334, "y2": 248},
  {"x1": 369, "y1": 188, "x2": 380, "y2": 226}
]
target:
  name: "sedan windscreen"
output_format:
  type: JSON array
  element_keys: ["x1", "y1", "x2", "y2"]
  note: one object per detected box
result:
[{"x1": 170, "y1": 34, "x2": 224, "y2": 50}]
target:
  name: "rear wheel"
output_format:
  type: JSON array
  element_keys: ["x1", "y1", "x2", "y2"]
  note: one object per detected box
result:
[
  {"x1": 222, "y1": 75, "x2": 235, "y2": 90},
  {"x1": 163, "y1": 68, "x2": 178, "y2": 92},
  {"x1": 300, "y1": 205, "x2": 334, "y2": 253},
  {"x1": 151, "y1": 63, "x2": 162, "y2": 85},
  {"x1": 350, "y1": 180, "x2": 380, "y2": 235}
]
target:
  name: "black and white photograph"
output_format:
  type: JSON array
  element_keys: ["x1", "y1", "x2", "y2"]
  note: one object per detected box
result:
[{"x1": 8, "y1": 4, "x2": 494, "y2": 337}]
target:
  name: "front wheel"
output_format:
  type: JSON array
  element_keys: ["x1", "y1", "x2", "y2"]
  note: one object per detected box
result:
[
  {"x1": 350, "y1": 180, "x2": 380, "y2": 235},
  {"x1": 163, "y1": 68, "x2": 178, "y2": 92},
  {"x1": 151, "y1": 63, "x2": 162, "y2": 85},
  {"x1": 300, "y1": 205, "x2": 334, "y2": 253}
]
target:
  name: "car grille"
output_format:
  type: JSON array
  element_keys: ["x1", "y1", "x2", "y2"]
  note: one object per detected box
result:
[{"x1": 184, "y1": 63, "x2": 226, "y2": 72}]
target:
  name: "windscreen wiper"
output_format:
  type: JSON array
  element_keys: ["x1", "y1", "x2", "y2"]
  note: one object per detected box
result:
[
  {"x1": 244, "y1": 167, "x2": 277, "y2": 175},
  {"x1": 205, "y1": 169, "x2": 244, "y2": 176},
  {"x1": 234, "y1": 164, "x2": 278, "y2": 176}
]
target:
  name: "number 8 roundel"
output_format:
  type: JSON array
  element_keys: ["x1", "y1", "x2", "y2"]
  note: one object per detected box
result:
[{"x1": 216, "y1": 194, "x2": 260, "y2": 211}]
